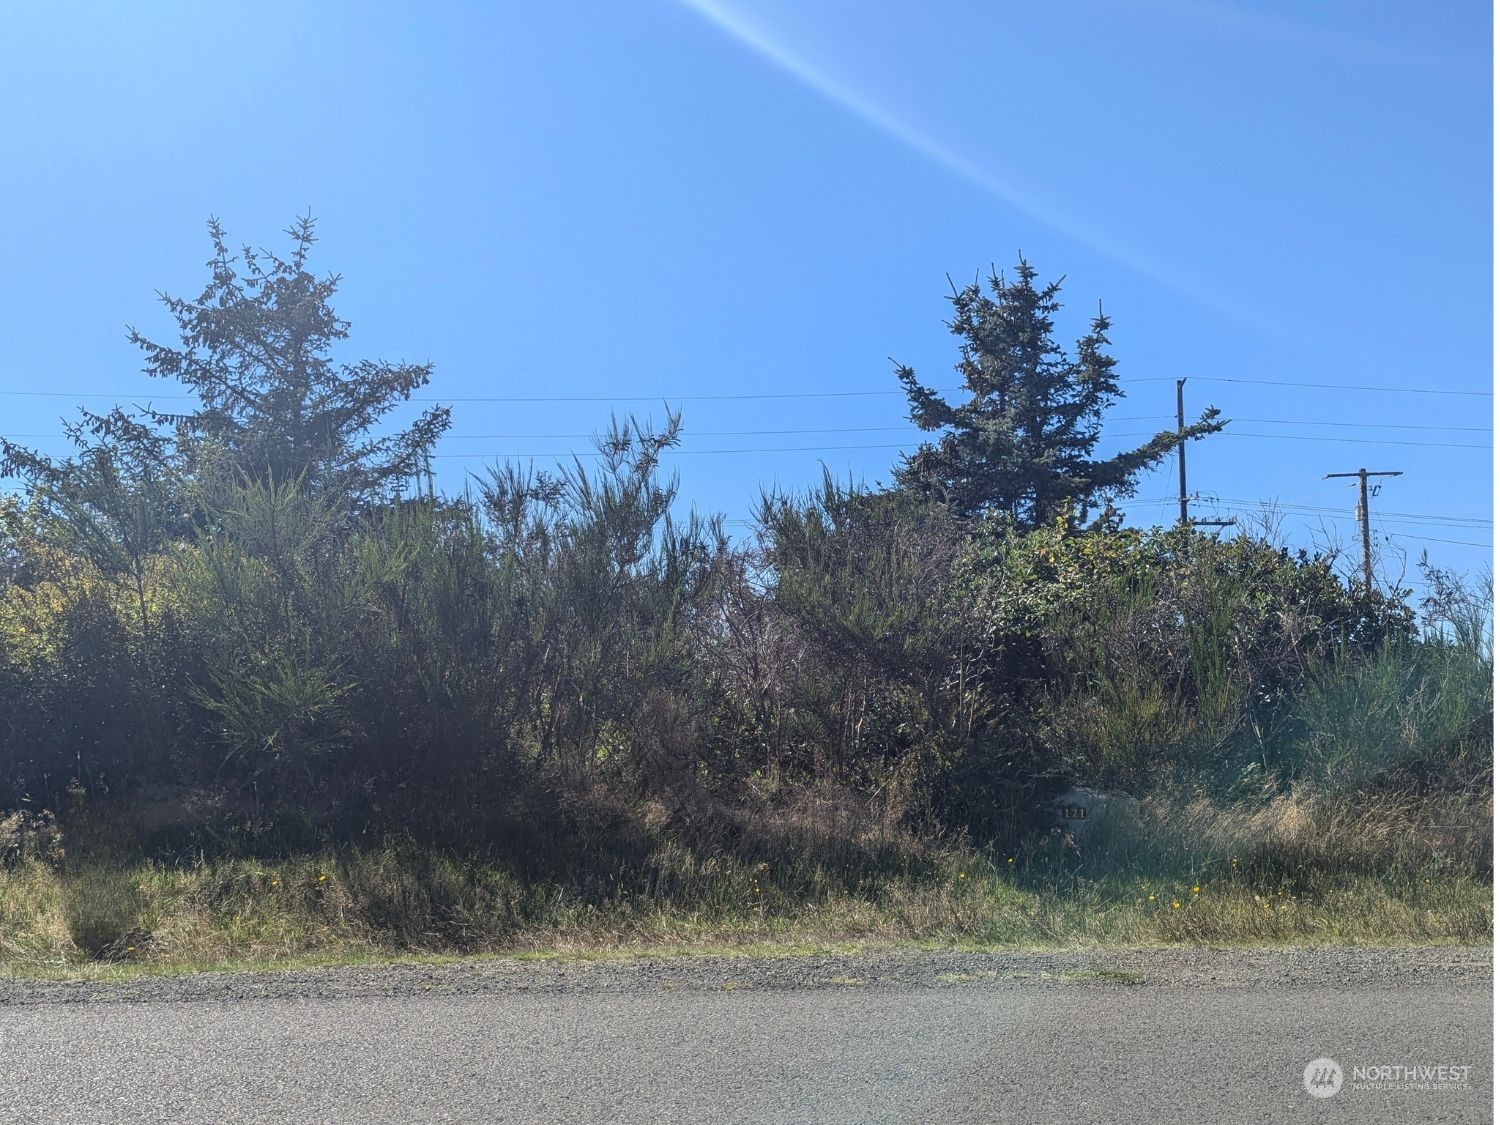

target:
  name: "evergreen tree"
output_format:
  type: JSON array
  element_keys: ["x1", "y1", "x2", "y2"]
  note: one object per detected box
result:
[
  {"x1": 3, "y1": 215, "x2": 449, "y2": 514},
  {"x1": 894, "y1": 259, "x2": 1223, "y2": 527},
  {"x1": 129, "y1": 214, "x2": 450, "y2": 503}
]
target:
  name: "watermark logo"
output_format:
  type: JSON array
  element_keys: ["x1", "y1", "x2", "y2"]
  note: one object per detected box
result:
[
  {"x1": 1303, "y1": 1056, "x2": 1474, "y2": 1098},
  {"x1": 1304, "y1": 1058, "x2": 1344, "y2": 1099}
]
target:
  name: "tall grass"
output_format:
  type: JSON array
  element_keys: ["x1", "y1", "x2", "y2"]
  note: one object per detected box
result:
[
  {"x1": 0, "y1": 780, "x2": 1487, "y2": 976},
  {"x1": 1283, "y1": 642, "x2": 1492, "y2": 791}
]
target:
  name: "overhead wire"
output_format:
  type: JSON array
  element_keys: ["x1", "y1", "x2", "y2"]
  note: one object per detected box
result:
[
  {"x1": 0, "y1": 384, "x2": 1487, "y2": 547},
  {"x1": 1119, "y1": 376, "x2": 1492, "y2": 396},
  {"x1": 3, "y1": 415, "x2": 1491, "y2": 440},
  {"x1": 0, "y1": 375, "x2": 1490, "y2": 402}
]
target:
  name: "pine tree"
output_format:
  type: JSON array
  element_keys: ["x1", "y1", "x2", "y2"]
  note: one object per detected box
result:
[
  {"x1": 128, "y1": 214, "x2": 450, "y2": 503},
  {"x1": 894, "y1": 258, "x2": 1223, "y2": 527},
  {"x1": 1, "y1": 214, "x2": 452, "y2": 590}
]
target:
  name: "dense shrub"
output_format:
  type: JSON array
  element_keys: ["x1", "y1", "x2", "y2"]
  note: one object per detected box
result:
[
  {"x1": 0, "y1": 224, "x2": 1484, "y2": 865},
  {"x1": 950, "y1": 518, "x2": 1424, "y2": 793},
  {"x1": 0, "y1": 459, "x2": 1486, "y2": 856}
]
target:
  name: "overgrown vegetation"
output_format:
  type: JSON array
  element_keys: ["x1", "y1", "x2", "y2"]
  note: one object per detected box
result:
[{"x1": 0, "y1": 222, "x2": 1489, "y2": 972}]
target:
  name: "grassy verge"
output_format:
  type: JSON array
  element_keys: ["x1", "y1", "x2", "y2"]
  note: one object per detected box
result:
[{"x1": 0, "y1": 786, "x2": 1489, "y2": 979}]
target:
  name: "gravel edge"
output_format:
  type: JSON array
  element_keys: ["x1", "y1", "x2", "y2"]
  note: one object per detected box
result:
[{"x1": 0, "y1": 946, "x2": 1490, "y2": 1007}]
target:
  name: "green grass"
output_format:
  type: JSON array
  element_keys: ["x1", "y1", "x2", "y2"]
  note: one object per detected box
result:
[
  {"x1": 0, "y1": 849, "x2": 1488, "y2": 981},
  {"x1": 0, "y1": 784, "x2": 1489, "y2": 981}
]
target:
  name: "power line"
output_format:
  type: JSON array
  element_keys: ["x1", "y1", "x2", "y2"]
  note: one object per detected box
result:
[
  {"x1": 722, "y1": 517, "x2": 1492, "y2": 549},
  {"x1": 1383, "y1": 532, "x2": 1492, "y2": 549},
  {"x1": 1208, "y1": 498, "x2": 1490, "y2": 530},
  {"x1": 428, "y1": 430, "x2": 1480, "y2": 459},
  {"x1": 1103, "y1": 430, "x2": 1488, "y2": 449},
  {"x1": 0, "y1": 387, "x2": 936, "y2": 403},
  {"x1": 428, "y1": 390, "x2": 912, "y2": 403},
  {"x1": 1217, "y1": 432, "x2": 1489, "y2": 450},
  {"x1": 1, "y1": 417, "x2": 1489, "y2": 443},
  {"x1": 1078, "y1": 500, "x2": 1491, "y2": 548},
  {"x1": 1212, "y1": 496, "x2": 1492, "y2": 525},
  {"x1": 0, "y1": 376, "x2": 1492, "y2": 402},
  {"x1": 1232, "y1": 418, "x2": 1492, "y2": 433},
  {"x1": 442, "y1": 426, "x2": 919, "y2": 439},
  {"x1": 1219, "y1": 509, "x2": 1490, "y2": 534},
  {"x1": 1360, "y1": 507, "x2": 1490, "y2": 526},
  {"x1": 433, "y1": 442, "x2": 913, "y2": 458},
  {"x1": 1177, "y1": 509, "x2": 1490, "y2": 537},
  {"x1": 1121, "y1": 376, "x2": 1492, "y2": 396}
]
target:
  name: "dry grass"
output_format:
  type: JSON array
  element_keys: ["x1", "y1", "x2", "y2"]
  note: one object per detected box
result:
[
  {"x1": 1035, "y1": 787, "x2": 1492, "y2": 881},
  {"x1": 0, "y1": 784, "x2": 1487, "y2": 978}
]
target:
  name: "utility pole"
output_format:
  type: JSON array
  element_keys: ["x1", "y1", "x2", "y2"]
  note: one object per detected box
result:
[
  {"x1": 418, "y1": 448, "x2": 436, "y2": 504},
  {"x1": 1176, "y1": 378, "x2": 1188, "y2": 526},
  {"x1": 1324, "y1": 468, "x2": 1402, "y2": 593},
  {"x1": 1175, "y1": 379, "x2": 1233, "y2": 532}
]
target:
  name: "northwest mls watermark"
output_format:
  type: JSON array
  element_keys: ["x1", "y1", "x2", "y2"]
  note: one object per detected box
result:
[{"x1": 1304, "y1": 1057, "x2": 1473, "y2": 1098}]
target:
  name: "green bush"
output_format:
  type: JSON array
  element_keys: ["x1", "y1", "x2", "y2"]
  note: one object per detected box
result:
[{"x1": 951, "y1": 519, "x2": 1419, "y2": 791}]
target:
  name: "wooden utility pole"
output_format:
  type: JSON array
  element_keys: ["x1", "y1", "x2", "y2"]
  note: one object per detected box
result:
[
  {"x1": 1324, "y1": 468, "x2": 1402, "y2": 593},
  {"x1": 1176, "y1": 378, "x2": 1189, "y2": 526},
  {"x1": 1175, "y1": 379, "x2": 1233, "y2": 532}
]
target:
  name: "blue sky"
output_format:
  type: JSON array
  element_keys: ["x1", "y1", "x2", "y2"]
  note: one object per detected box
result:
[{"x1": 0, "y1": 0, "x2": 1491, "y2": 588}]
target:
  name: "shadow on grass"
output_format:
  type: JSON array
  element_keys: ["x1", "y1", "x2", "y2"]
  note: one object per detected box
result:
[{"x1": 44, "y1": 777, "x2": 959, "y2": 958}]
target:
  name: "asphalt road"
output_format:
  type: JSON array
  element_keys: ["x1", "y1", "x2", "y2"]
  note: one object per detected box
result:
[{"x1": 0, "y1": 947, "x2": 1490, "y2": 1123}]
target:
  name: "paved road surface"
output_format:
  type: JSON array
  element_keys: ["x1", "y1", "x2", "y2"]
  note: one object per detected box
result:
[{"x1": 0, "y1": 947, "x2": 1490, "y2": 1123}]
